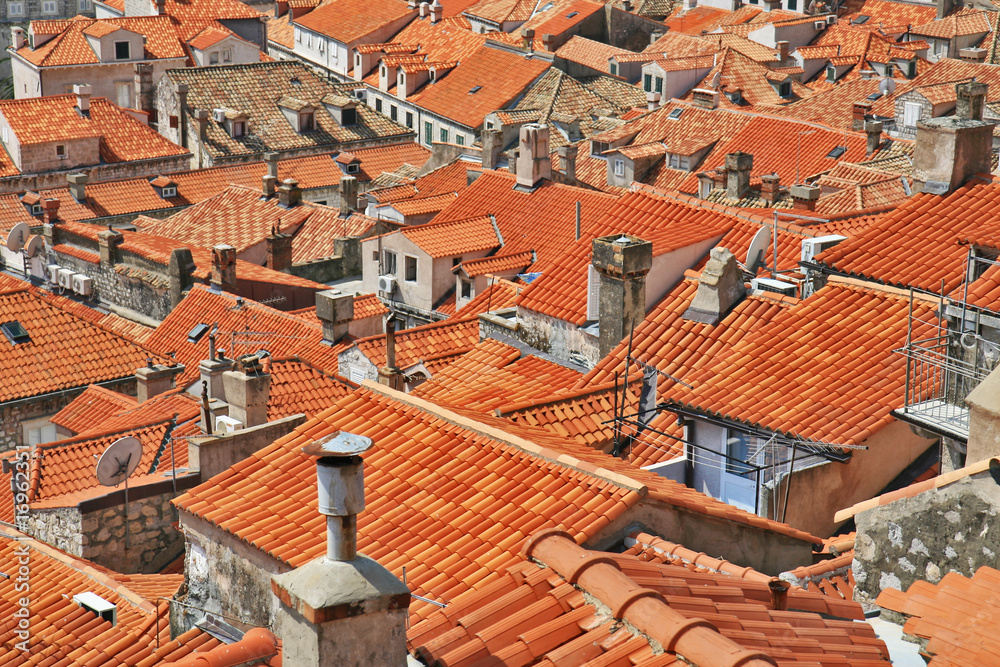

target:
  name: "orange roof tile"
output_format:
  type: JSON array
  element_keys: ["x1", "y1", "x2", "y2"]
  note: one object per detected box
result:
[
  {"x1": 385, "y1": 191, "x2": 458, "y2": 216},
  {"x1": 870, "y1": 57, "x2": 1000, "y2": 116},
  {"x1": 353, "y1": 293, "x2": 390, "y2": 320},
  {"x1": 353, "y1": 315, "x2": 481, "y2": 370},
  {"x1": 295, "y1": 0, "x2": 415, "y2": 43},
  {"x1": 522, "y1": 0, "x2": 603, "y2": 36},
  {"x1": 187, "y1": 22, "x2": 239, "y2": 50},
  {"x1": 49, "y1": 384, "x2": 137, "y2": 435},
  {"x1": 400, "y1": 214, "x2": 501, "y2": 257},
  {"x1": 147, "y1": 0, "x2": 263, "y2": 42},
  {"x1": 911, "y1": 9, "x2": 993, "y2": 38},
  {"x1": 555, "y1": 35, "x2": 631, "y2": 74},
  {"x1": 266, "y1": 357, "x2": 352, "y2": 419},
  {"x1": 16, "y1": 16, "x2": 186, "y2": 67},
  {"x1": 777, "y1": 78, "x2": 885, "y2": 130},
  {"x1": 459, "y1": 250, "x2": 534, "y2": 277},
  {"x1": 451, "y1": 277, "x2": 521, "y2": 318}
]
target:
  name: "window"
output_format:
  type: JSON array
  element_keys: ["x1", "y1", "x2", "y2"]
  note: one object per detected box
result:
[
  {"x1": 1, "y1": 127, "x2": 7, "y2": 144},
  {"x1": 161, "y1": 186, "x2": 177, "y2": 197},
  {"x1": 655, "y1": 77, "x2": 663, "y2": 94},
  {"x1": 613, "y1": 159, "x2": 624, "y2": 176},
  {"x1": 590, "y1": 140, "x2": 608, "y2": 157},
  {"x1": 223, "y1": 48, "x2": 232, "y2": 62},
  {"x1": 232, "y1": 121, "x2": 245, "y2": 137},
  {"x1": 390, "y1": 105, "x2": 397, "y2": 122},
  {"x1": 1, "y1": 321, "x2": 30, "y2": 345},
  {"x1": 318, "y1": 39, "x2": 324, "y2": 53},
  {"x1": 461, "y1": 279, "x2": 472, "y2": 299},
  {"x1": 342, "y1": 107, "x2": 357, "y2": 125},
  {"x1": 42, "y1": 0, "x2": 57, "y2": 13},
  {"x1": 375, "y1": 98, "x2": 383, "y2": 113},
  {"x1": 903, "y1": 102, "x2": 921, "y2": 127},
  {"x1": 826, "y1": 66, "x2": 836, "y2": 81},
  {"x1": 452, "y1": 257, "x2": 462, "y2": 266},
  {"x1": 405, "y1": 111, "x2": 413, "y2": 128},
  {"x1": 116, "y1": 81, "x2": 132, "y2": 108},
  {"x1": 295, "y1": 28, "x2": 302, "y2": 42},
  {"x1": 610, "y1": 62, "x2": 617, "y2": 76},
  {"x1": 8, "y1": 2, "x2": 25, "y2": 16},
  {"x1": 440, "y1": 127, "x2": 449, "y2": 143},
  {"x1": 55, "y1": 144, "x2": 66, "y2": 158},
  {"x1": 787, "y1": 0, "x2": 796, "y2": 9},
  {"x1": 382, "y1": 250, "x2": 397, "y2": 275},
  {"x1": 725, "y1": 430, "x2": 754, "y2": 475},
  {"x1": 346, "y1": 163, "x2": 359, "y2": 174},
  {"x1": 210, "y1": 51, "x2": 220, "y2": 65},
  {"x1": 907, "y1": 61, "x2": 917, "y2": 78},
  {"x1": 456, "y1": 135, "x2": 465, "y2": 146},
  {"x1": 424, "y1": 121, "x2": 433, "y2": 145},
  {"x1": 643, "y1": 73, "x2": 652, "y2": 92},
  {"x1": 307, "y1": 33, "x2": 313, "y2": 48},
  {"x1": 79, "y1": 0, "x2": 92, "y2": 9},
  {"x1": 778, "y1": 81, "x2": 791, "y2": 98},
  {"x1": 115, "y1": 41, "x2": 130, "y2": 60},
  {"x1": 299, "y1": 111, "x2": 314, "y2": 131},
  {"x1": 404, "y1": 255, "x2": 417, "y2": 282},
  {"x1": 26, "y1": 424, "x2": 56, "y2": 446}
]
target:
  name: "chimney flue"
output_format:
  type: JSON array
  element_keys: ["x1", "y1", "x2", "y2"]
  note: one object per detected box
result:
[
  {"x1": 515, "y1": 123, "x2": 551, "y2": 188},
  {"x1": 277, "y1": 178, "x2": 302, "y2": 207},
  {"x1": 74, "y1": 84, "x2": 92, "y2": 115},
  {"x1": 865, "y1": 120, "x2": 883, "y2": 155},
  {"x1": 305, "y1": 431, "x2": 374, "y2": 562},
  {"x1": 724, "y1": 152, "x2": 752, "y2": 200},
  {"x1": 67, "y1": 173, "x2": 88, "y2": 203}
]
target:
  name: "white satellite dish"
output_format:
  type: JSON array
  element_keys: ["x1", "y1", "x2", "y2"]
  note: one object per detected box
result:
[
  {"x1": 6, "y1": 223, "x2": 28, "y2": 253},
  {"x1": 96, "y1": 436, "x2": 141, "y2": 487},
  {"x1": 22, "y1": 235, "x2": 42, "y2": 258},
  {"x1": 745, "y1": 226, "x2": 771, "y2": 275},
  {"x1": 878, "y1": 78, "x2": 896, "y2": 96},
  {"x1": 710, "y1": 72, "x2": 722, "y2": 89}
]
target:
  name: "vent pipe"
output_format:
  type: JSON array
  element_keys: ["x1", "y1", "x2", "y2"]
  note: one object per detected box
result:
[{"x1": 304, "y1": 431, "x2": 374, "y2": 561}]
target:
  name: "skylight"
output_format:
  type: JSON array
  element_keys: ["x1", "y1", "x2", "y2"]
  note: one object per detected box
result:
[
  {"x1": 1, "y1": 321, "x2": 30, "y2": 346},
  {"x1": 566, "y1": 10, "x2": 578, "y2": 17},
  {"x1": 867, "y1": 92, "x2": 883, "y2": 101},
  {"x1": 539, "y1": 2, "x2": 554, "y2": 10},
  {"x1": 852, "y1": 15, "x2": 870, "y2": 24},
  {"x1": 469, "y1": 85, "x2": 483, "y2": 94},
  {"x1": 187, "y1": 323, "x2": 210, "y2": 344},
  {"x1": 826, "y1": 146, "x2": 847, "y2": 159},
  {"x1": 668, "y1": 108, "x2": 683, "y2": 120}
]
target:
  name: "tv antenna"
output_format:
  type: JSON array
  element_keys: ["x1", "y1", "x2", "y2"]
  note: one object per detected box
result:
[{"x1": 95, "y1": 436, "x2": 142, "y2": 549}]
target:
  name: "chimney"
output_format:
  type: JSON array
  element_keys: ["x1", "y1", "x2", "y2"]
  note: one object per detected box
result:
[
  {"x1": 541, "y1": 33, "x2": 555, "y2": 52},
  {"x1": 67, "y1": 173, "x2": 88, "y2": 203},
  {"x1": 419, "y1": 1, "x2": 429, "y2": 17},
  {"x1": 277, "y1": 178, "x2": 302, "y2": 207},
  {"x1": 378, "y1": 318, "x2": 404, "y2": 390},
  {"x1": 11, "y1": 28, "x2": 25, "y2": 51},
  {"x1": 199, "y1": 331, "x2": 234, "y2": 405},
  {"x1": 646, "y1": 91, "x2": 661, "y2": 111},
  {"x1": 42, "y1": 198, "x2": 60, "y2": 224},
  {"x1": 266, "y1": 226, "x2": 293, "y2": 272},
  {"x1": 956, "y1": 81, "x2": 988, "y2": 121},
  {"x1": 222, "y1": 354, "x2": 271, "y2": 428},
  {"x1": 316, "y1": 289, "x2": 354, "y2": 343},
  {"x1": 937, "y1": 0, "x2": 952, "y2": 20},
  {"x1": 859, "y1": 69, "x2": 875, "y2": 79},
  {"x1": 481, "y1": 129, "x2": 502, "y2": 170},
  {"x1": 790, "y1": 183, "x2": 821, "y2": 211},
  {"x1": 521, "y1": 27, "x2": 535, "y2": 52},
  {"x1": 153, "y1": 0, "x2": 166, "y2": 14},
  {"x1": 262, "y1": 175, "x2": 277, "y2": 198},
  {"x1": 691, "y1": 88, "x2": 719, "y2": 110},
  {"x1": 865, "y1": 120, "x2": 883, "y2": 155},
  {"x1": 135, "y1": 360, "x2": 183, "y2": 402},
  {"x1": 98, "y1": 226, "x2": 124, "y2": 266},
  {"x1": 430, "y1": 0, "x2": 442, "y2": 22},
  {"x1": 74, "y1": 84, "x2": 92, "y2": 116},
  {"x1": 776, "y1": 41, "x2": 789, "y2": 62},
  {"x1": 592, "y1": 234, "x2": 653, "y2": 357},
  {"x1": 725, "y1": 152, "x2": 753, "y2": 200},
  {"x1": 913, "y1": 116, "x2": 993, "y2": 194},
  {"x1": 339, "y1": 175, "x2": 358, "y2": 213},
  {"x1": 851, "y1": 101, "x2": 872, "y2": 131},
  {"x1": 272, "y1": 432, "x2": 410, "y2": 667},
  {"x1": 682, "y1": 247, "x2": 746, "y2": 324},
  {"x1": 556, "y1": 145, "x2": 577, "y2": 180},
  {"x1": 622, "y1": 0, "x2": 632, "y2": 10},
  {"x1": 195, "y1": 109, "x2": 209, "y2": 167},
  {"x1": 211, "y1": 244, "x2": 237, "y2": 293},
  {"x1": 759, "y1": 173, "x2": 780, "y2": 204},
  {"x1": 133, "y1": 62, "x2": 153, "y2": 112},
  {"x1": 515, "y1": 123, "x2": 551, "y2": 189},
  {"x1": 769, "y1": 579, "x2": 790, "y2": 611},
  {"x1": 174, "y1": 83, "x2": 188, "y2": 146},
  {"x1": 649, "y1": 30, "x2": 663, "y2": 45}
]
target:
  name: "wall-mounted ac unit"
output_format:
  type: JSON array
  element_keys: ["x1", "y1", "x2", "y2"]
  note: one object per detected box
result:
[
  {"x1": 57, "y1": 268, "x2": 74, "y2": 289},
  {"x1": 72, "y1": 274, "x2": 93, "y2": 296},
  {"x1": 353, "y1": 88, "x2": 367, "y2": 101},
  {"x1": 814, "y1": 20, "x2": 825, "y2": 30},
  {"x1": 800, "y1": 235, "x2": 847, "y2": 263},
  {"x1": 378, "y1": 275, "x2": 397, "y2": 293},
  {"x1": 826, "y1": 14, "x2": 836, "y2": 24},
  {"x1": 752, "y1": 277, "x2": 798, "y2": 297},
  {"x1": 216, "y1": 415, "x2": 243, "y2": 434},
  {"x1": 47, "y1": 264, "x2": 60, "y2": 284},
  {"x1": 213, "y1": 108, "x2": 227, "y2": 122}
]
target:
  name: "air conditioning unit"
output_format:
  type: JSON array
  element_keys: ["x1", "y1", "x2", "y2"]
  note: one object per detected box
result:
[
  {"x1": 378, "y1": 274, "x2": 397, "y2": 293},
  {"x1": 826, "y1": 14, "x2": 836, "y2": 24},
  {"x1": 353, "y1": 88, "x2": 367, "y2": 101},
  {"x1": 215, "y1": 415, "x2": 243, "y2": 434},
  {"x1": 47, "y1": 264, "x2": 60, "y2": 284},
  {"x1": 213, "y1": 108, "x2": 227, "y2": 122},
  {"x1": 57, "y1": 268, "x2": 74, "y2": 289},
  {"x1": 72, "y1": 274, "x2": 93, "y2": 296},
  {"x1": 800, "y1": 235, "x2": 847, "y2": 263},
  {"x1": 814, "y1": 20, "x2": 825, "y2": 30},
  {"x1": 752, "y1": 277, "x2": 798, "y2": 297}
]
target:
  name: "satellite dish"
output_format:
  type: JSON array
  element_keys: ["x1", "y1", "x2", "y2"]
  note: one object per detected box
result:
[
  {"x1": 878, "y1": 78, "x2": 896, "y2": 96},
  {"x1": 710, "y1": 72, "x2": 722, "y2": 89},
  {"x1": 745, "y1": 226, "x2": 771, "y2": 275},
  {"x1": 96, "y1": 436, "x2": 142, "y2": 487},
  {"x1": 6, "y1": 223, "x2": 28, "y2": 253},
  {"x1": 22, "y1": 235, "x2": 42, "y2": 258}
]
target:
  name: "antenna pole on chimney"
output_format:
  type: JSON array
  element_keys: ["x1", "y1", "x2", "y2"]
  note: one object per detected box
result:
[{"x1": 575, "y1": 201, "x2": 581, "y2": 241}]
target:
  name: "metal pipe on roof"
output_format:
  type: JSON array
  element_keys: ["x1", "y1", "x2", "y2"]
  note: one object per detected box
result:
[{"x1": 575, "y1": 201, "x2": 581, "y2": 241}]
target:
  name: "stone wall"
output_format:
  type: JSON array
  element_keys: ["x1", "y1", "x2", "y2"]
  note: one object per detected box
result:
[
  {"x1": 289, "y1": 237, "x2": 360, "y2": 284},
  {"x1": 337, "y1": 346, "x2": 378, "y2": 384},
  {"x1": 0, "y1": 153, "x2": 193, "y2": 195},
  {"x1": 852, "y1": 470, "x2": 1000, "y2": 610},
  {"x1": 514, "y1": 306, "x2": 600, "y2": 368}
]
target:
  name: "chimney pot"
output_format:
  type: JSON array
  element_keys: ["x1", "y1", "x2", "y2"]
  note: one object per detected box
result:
[
  {"x1": 646, "y1": 91, "x2": 661, "y2": 111},
  {"x1": 316, "y1": 289, "x2": 354, "y2": 343},
  {"x1": 691, "y1": 88, "x2": 719, "y2": 110},
  {"x1": 481, "y1": 129, "x2": 502, "y2": 170},
  {"x1": 864, "y1": 120, "x2": 883, "y2": 155},
  {"x1": 222, "y1": 354, "x2": 271, "y2": 428},
  {"x1": 430, "y1": 0, "x2": 442, "y2": 22},
  {"x1": 515, "y1": 123, "x2": 552, "y2": 188},
  {"x1": 913, "y1": 115, "x2": 993, "y2": 193},
  {"x1": 135, "y1": 362, "x2": 183, "y2": 402},
  {"x1": 67, "y1": 173, "x2": 88, "y2": 203},
  {"x1": 776, "y1": 40, "x2": 789, "y2": 61},
  {"x1": 12, "y1": 27, "x2": 25, "y2": 51},
  {"x1": 769, "y1": 578, "x2": 790, "y2": 611},
  {"x1": 264, "y1": 151, "x2": 279, "y2": 178},
  {"x1": 211, "y1": 244, "x2": 237, "y2": 293},
  {"x1": 73, "y1": 84, "x2": 92, "y2": 114},
  {"x1": 790, "y1": 183, "x2": 821, "y2": 211},
  {"x1": 266, "y1": 227, "x2": 293, "y2": 272},
  {"x1": 724, "y1": 151, "x2": 753, "y2": 200},
  {"x1": 277, "y1": 178, "x2": 302, "y2": 207},
  {"x1": 851, "y1": 101, "x2": 872, "y2": 131},
  {"x1": 419, "y1": 1, "x2": 429, "y2": 17},
  {"x1": 556, "y1": 145, "x2": 577, "y2": 180},
  {"x1": 262, "y1": 174, "x2": 277, "y2": 198},
  {"x1": 521, "y1": 27, "x2": 535, "y2": 52},
  {"x1": 682, "y1": 247, "x2": 746, "y2": 324},
  {"x1": 760, "y1": 173, "x2": 781, "y2": 204},
  {"x1": 42, "y1": 198, "x2": 60, "y2": 224},
  {"x1": 956, "y1": 81, "x2": 988, "y2": 121}
]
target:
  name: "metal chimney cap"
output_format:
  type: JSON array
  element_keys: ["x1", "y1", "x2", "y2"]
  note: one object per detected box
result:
[{"x1": 302, "y1": 431, "x2": 373, "y2": 458}]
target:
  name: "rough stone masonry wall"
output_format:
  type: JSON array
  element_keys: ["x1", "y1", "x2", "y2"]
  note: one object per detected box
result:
[
  {"x1": 515, "y1": 306, "x2": 600, "y2": 368},
  {"x1": 852, "y1": 471, "x2": 1000, "y2": 610}
]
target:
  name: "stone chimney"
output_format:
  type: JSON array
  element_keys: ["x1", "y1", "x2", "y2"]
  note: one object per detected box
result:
[
  {"x1": 937, "y1": 0, "x2": 953, "y2": 20},
  {"x1": 725, "y1": 152, "x2": 753, "y2": 200},
  {"x1": 67, "y1": 173, "x2": 88, "y2": 203},
  {"x1": 912, "y1": 116, "x2": 993, "y2": 194},
  {"x1": 541, "y1": 33, "x2": 555, "y2": 52},
  {"x1": 859, "y1": 69, "x2": 875, "y2": 79},
  {"x1": 199, "y1": 330, "x2": 234, "y2": 405},
  {"x1": 74, "y1": 84, "x2": 92, "y2": 116},
  {"x1": 776, "y1": 41, "x2": 789, "y2": 62},
  {"x1": 277, "y1": 178, "x2": 302, "y2": 207},
  {"x1": 11, "y1": 27, "x2": 25, "y2": 51},
  {"x1": 592, "y1": 234, "x2": 653, "y2": 357},
  {"x1": 272, "y1": 432, "x2": 410, "y2": 667},
  {"x1": 174, "y1": 83, "x2": 188, "y2": 146},
  {"x1": 760, "y1": 173, "x2": 780, "y2": 204},
  {"x1": 851, "y1": 101, "x2": 872, "y2": 131},
  {"x1": 135, "y1": 360, "x2": 182, "y2": 402},
  {"x1": 222, "y1": 354, "x2": 271, "y2": 428},
  {"x1": 42, "y1": 198, "x2": 60, "y2": 224},
  {"x1": 691, "y1": 88, "x2": 719, "y2": 110},
  {"x1": 262, "y1": 175, "x2": 277, "y2": 198},
  {"x1": 521, "y1": 27, "x2": 535, "y2": 52},
  {"x1": 195, "y1": 109, "x2": 209, "y2": 167},
  {"x1": 481, "y1": 129, "x2": 502, "y2": 170},
  {"x1": 98, "y1": 227, "x2": 124, "y2": 266},
  {"x1": 865, "y1": 120, "x2": 883, "y2": 155},
  {"x1": 790, "y1": 183, "x2": 821, "y2": 211},
  {"x1": 378, "y1": 318, "x2": 404, "y2": 390},
  {"x1": 556, "y1": 145, "x2": 577, "y2": 180},
  {"x1": 430, "y1": 0, "x2": 442, "y2": 22},
  {"x1": 266, "y1": 226, "x2": 293, "y2": 272},
  {"x1": 682, "y1": 247, "x2": 746, "y2": 324},
  {"x1": 339, "y1": 175, "x2": 358, "y2": 213},
  {"x1": 646, "y1": 91, "x2": 661, "y2": 111},
  {"x1": 419, "y1": 1, "x2": 429, "y2": 17},
  {"x1": 153, "y1": 0, "x2": 166, "y2": 14},
  {"x1": 316, "y1": 289, "x2": 354, "y2": 343},
  {"x1": 515, "y1": 123, "x2": 552, "y2": 189},
  {"x1": 649, "y1": 30, "x2": 663, "y2": 45},
  {"x1": 956, "y1": 81, "x2": 987, "y2": 121},
  {"x1": 211, "y1": 244, "x2": 237, "y2": 293},
  {"x1": 133, "y1": 62, "x2": 153, "y2": 113}
]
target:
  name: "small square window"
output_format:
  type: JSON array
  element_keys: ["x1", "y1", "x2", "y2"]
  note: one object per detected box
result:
[
  {"x1": 161, "y1": 186, "x2": 177, "y2": 198},
  {"x1": 404, "y1": 256, "x2": 417, "y2": 282},
  {"x1": 232, "y1": 121, "x2": 245, "y2": 137},
  {"x1": 209, "y1": 51, "x2": 220, "y2": 65},
  {"x1": 8, "y1": 2, "x2": 25, "y2": 16},
  {"x1": 1, "y1": 321, "x2": 30, "y2": 346},
  {"x1": 614, "y1": 159, "x2": 624, "y2": 176},
  {"x1": 222, "y1": 48, "x2": 232, "y2": 62},
  {"x1": 405, "y1": 111, "x2": 413, "y2": 128},
  {"x1": 79, "y1": 0, "x2": 92, "y2": 10},
  {"x1": 375, "y1": 98, "x2": 383, "y2": 113},
  {"x1": 299, "y1": 112, "x2": 314, "y2": 132},
  {"x1": 115, "y1": 41, "x2": 130, "y2": 60},
  {"x1": 461, "y1": 280, "x2": 472, "y2": 299},
  {"x1": 55, "y1": 145, "x2": 66, "y2": 157},
  {"x1": 390, "y1": 105, "x2": 397, "y2": 121},
  {"x1": 456, "y1": 135, "x2": 465, "y2": 146},
  {"x1": 382, "y1": 251, "x2": 397, "y2": 275},
  {"x1": 347, "y1": 163, "x2": 360, "y2": 174},
  {"x1": 42, "y1": 0, "x2": 57, "y2": 13},
  {"x1": 440, "y1": 127, "x2": 448, "y2": 143}
]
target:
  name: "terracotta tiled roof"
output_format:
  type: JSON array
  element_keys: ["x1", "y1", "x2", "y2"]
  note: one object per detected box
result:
[
  {"x1": 0, "y1": 95, "x2": 187, "y2": 173},
  {"x1": 776, "y1": 78, "x2": 884, "y2": 130},
  {"x1": 662, "y1": 4, "x2": 753, "y2": 35},
  {"x1": 678, "y1": 48, "x2": 812, "y2": 110},
  {"x1": 838, "y1": 0, "x2": 936, "y2": 28},
  {"x1": 702, "y1": 32, "x2": 778, "y2": 62},
  {"x1": 644, "y1": 29, "x2": 720, "y2": 57},
  {"x1": 521, "y1": 0, "x2": 604, "y2": 35},
  {"x1": 870, "y1": 58, "x2": 1000, "y2": 117},
  {"x1": 295, "y1": 0, "x2": 414, "y2": 43},
  {"x1": 451, "y1": 277, "x2": 521, "y2": 318},
  {"x1": 555, "y1": 35, "x2": 631, "y2": 74},
  {"x1": 463, "y1": 0, "x2": 535, "y2": 24},
  {"x1": 352, "y1": 315, "x2": 480, "y2": 370},
  {"x1": 187, "y1": 22, "x2": 238, "y2": 50},
  {"x1": 145, "y1": 0, "x2": 263, "y2": 41},
  {"x1": 16, "y1": 16, "x2": 186, "y2": 67},
  {"x1": 877, "y1": 565, "x2": 1000, "y2": 665},
  {"x1": 353, "y1": 293, "x2": 390, "y2": 320},
  {"x1": 911, "y1": 8, "x2": 993, "y2": 38},
  {"x1": 266, "y1": 357, "x2": 352, "y2": 419},
  {"x1": 166, "y1": 61, "x2": 412, "y2": 158},
  {"x1": 368, "y1": 157, "x2": 479, "y2": 207},
  {"x1": 49, "y1": 384, "x2": 137, "y2": 435},
  {"x1": 410, "y1": 530, "x2": 884, "y2": 666},
  {"x1": 400, "y1": 214, "x2": 502, "y2": 257},
  {"x1": 385, "y1": 191, "x2": 458, "y2": 216},
  {"x1": 88, "y1": 388, "x2": 200, "y2": 438},
  {"x1": 459, "y1": 250, "x2": 534, "y2": 277},
  {"x1": 671, "y1": 278, "x2": 938, "y2": 448}
]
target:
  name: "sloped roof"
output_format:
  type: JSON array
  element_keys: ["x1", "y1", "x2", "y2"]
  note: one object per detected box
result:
[
  {"x1": 400, "y1": 214, "x2": 502, "y2": 257},
  {"x1": 911, "y1": 8, "x2": 993, "y2": 38},
  {"x1": 49, "y1": 384, "x2": 137, "y2": 435},
  {"x1": 295, "y1": 0, "x2": 414, "y2": 43},
  {"x1": 680, "y1": 48, "x2": 812, "y2": 110},
  {"x1": 459, "y1": 250, "x2": 534, "y2": 276},
  {"x1": 266, "y1": 356, "x2": 352, "y2": 418},
  {"x1": 451, "y1": 277, "x2": 521, "y2": 318},
  {"x1": 352, "y1": 315, "x2": 480, "y2": 370},
  {"x1": 870, "y1": 58, "x2": 1000, "y2": 116},
  {"x1": 555, "y1": 35, "x2": 631, "y2": 74},
  {"x1": 16, "y1": 16, "x2": 186, "y2": 67},
  {"x1": 776, "y1": 78, "x2": 884, "y2": 130}
]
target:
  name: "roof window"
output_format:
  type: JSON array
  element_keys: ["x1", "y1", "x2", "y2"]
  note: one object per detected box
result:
[
  {"x1": 826, "y1": 146, "x2": 847, "y2": 159},
  {"x1": 852, "y1": 15, "x2": 870, "y2": 24},
  {"x1": 867, "y1": 92, "x2": 882, "y2": 101},
  {"x1": 668, "y1": 108, "x2": 683, "y2": 120},
  {"x1": 566, "y1": 10, "x2": 578, "y2": 17},
  {"x1": 1, "y1": 321, "x2": 30, "y2": 346},
  {"x1": 187, "y1": 323, "x2": 210, "y2": 344},
  {"x1": 469, "y1": 85, "x2": 482, "y2": 94}
]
